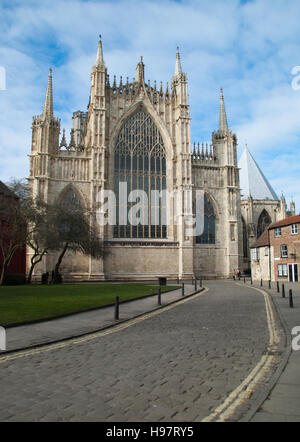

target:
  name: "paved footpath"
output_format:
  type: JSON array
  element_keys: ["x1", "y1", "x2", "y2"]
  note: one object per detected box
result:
[
  {"x1": 249, "y1": 280, "x2": 300, "y2": 422},
  {"x1": 0, "y1": 280, "x2": 287, "y2": 422},
  {"x1": 5, "y1": 284, "x2": 196, "y2": 352}
]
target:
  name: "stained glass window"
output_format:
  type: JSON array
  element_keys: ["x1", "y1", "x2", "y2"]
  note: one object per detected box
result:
[
  {"x1": 61, "y1": 188, "x2": 81, "y2": 211},
  {"x1": 196, "y1": 195, "x2": 215, "y2": 244},
  {"x1": 242, "y1": 217, "x2": 248, "y2": 257},
  {"x1": 257, "y1": 209, "x2": 271, "y2": 238},
  {"x1": 114, "y1": 110, "x2": 167, "y2": 239}
]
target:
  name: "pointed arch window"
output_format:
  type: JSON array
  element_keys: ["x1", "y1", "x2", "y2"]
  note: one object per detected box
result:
[
  {"x1": 257, "y1": 209, "x2": 271, "y2": 238},
  {"x1": 114, "y1": 110, "x2": 167, "y2": 239},
  {"x1": 242, "y1": 217, "x2": 248, "y2": 257},
  {"x1": 196, "y1": 195, "x2": 216, "y2": 244},
  {"x1": 61, "y1": 188, "x2": 81, "y2": 211},
  {"x1": 58, "y1": 188, "x2": 82, "y2": 238}
]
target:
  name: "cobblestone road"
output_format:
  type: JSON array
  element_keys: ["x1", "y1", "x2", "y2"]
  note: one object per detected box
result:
[{"x1": 0, "y1": 281, "x2": 284, "y2": 421}]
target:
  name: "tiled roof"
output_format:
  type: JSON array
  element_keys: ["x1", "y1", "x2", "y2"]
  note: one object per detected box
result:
[
  {"x1": 251, "y1": 229, "x2": 270, "y2": 248},
  {"x1": 268, "y1": 214, "x2": 300, "y2": 230}
]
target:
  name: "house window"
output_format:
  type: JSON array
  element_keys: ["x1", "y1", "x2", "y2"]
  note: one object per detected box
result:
[
  {"x1": 251, "y1": 248, "x2": 260, "y2": 261},
  {"x1": 265, "y1": 247, "x2": 269, "y2": 256},
  {"x1": 274, "y1": 227, "x2": 281, "y2": 237},
  {"x1": 291, "y1": 224, "x2": 298, "y2": 235},
  {"x1": 280, "y1": 245, "x2": 288, "y2": 258},
  {"x1": 278, "y1": 264, "x2": 288, "y2": 277}
]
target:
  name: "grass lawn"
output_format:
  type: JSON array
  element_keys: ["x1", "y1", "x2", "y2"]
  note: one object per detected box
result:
[{"x1": 0, "y1": 283, "x2": 177, "y2": 327}]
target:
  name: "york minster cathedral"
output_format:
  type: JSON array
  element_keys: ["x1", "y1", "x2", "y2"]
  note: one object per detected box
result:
[{"x1": 28, "y1": 37, "x2": 295, "y2": 281}]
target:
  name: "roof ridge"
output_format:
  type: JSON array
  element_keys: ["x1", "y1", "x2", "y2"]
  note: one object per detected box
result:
[{"x1": 268, "y1": 214, "x2": 300, "y2": 230}]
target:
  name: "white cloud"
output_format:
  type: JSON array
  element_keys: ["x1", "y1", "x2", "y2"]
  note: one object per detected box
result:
[{"x1": 0, "y1": 0, "x2": 299, "y2": 210}]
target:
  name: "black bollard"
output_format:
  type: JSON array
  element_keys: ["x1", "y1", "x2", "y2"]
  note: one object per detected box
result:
[
  {"x1": 158, "y1": 287, "x2": 161, "y2": 305},
  {"x1": 195, "y1": 278, "x2": 197, "y2": 291},
  {"x1": 251, "y1": 277, "x2": 253, "y2": 285},
  {"x1": 182, "y1": 283, "x2": 185, "y2": 297},
  {"x1": 282, "y1": 284, "x2": 285, "y2": 298},
  {"x1": 114, "y1": 296, "x2": 119, "y2": 320},
  {"x1": 261, "y1": 279, "x2": 263, "y2": 287},
  {"x1": 289, "y1": 289, "x2": 294, "y2": 308},
  {"x1": 268, "y1": 280, "x2": 271, "y2": 289},
  {"x1": 277, "y1": 281, "x2": 280, "y2": 293}
]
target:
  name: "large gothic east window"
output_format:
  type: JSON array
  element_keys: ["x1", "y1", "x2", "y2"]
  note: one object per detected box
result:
[
  {"x1": 114, "y1": 110, "x2": 167, "y2": 239},
  {"x1": 196, "y1": 195, "x2": 216, "y2": 244}
]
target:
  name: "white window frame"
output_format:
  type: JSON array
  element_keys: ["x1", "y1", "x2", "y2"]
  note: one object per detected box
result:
[
  {"x1": 278, "y1": 264, "x2": 288, "y2": 277},
  {"x1": 291, "y1": 224, "x2": 298, "y2": 235},
  {"x1": 274, "y1": 227, "x2": 281, "y2": 237},
  {"x1": 281, "y1": 245, "x2": 288, "y2": 258},
  {"x1": 251, "y1": 248, "x2": 260, "y2": 261},
  {"x1": 251, "y1": 249, "x2": 257, "y2": 261}
]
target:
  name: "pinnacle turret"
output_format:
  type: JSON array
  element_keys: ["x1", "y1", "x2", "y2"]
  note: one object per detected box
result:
[
  {"x1": 136, "y1": 56, "x2": 145, "y2": 84},
  {"x1": 218, "y1": 88, "x2": 229, "y2": 134},
  {"x1": 42, "y1": 68, "x2": 53, "y2": 120},
  {"x1": 95, "y1": 34, "x2": 105, "y2": 67},
  {"x1": 175, "y1": 46, "x2": 183, "y2": 77}
]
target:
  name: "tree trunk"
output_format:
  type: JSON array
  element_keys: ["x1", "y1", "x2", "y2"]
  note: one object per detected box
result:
[
  {"x1": 27, "y1": 250, "x2": 47, "y2": 284},
  {"x1": 0, "y1": 259, "x2": 9, "y2": 286},
  {"x1": 53, "y1": 242, "x2": 68, "y2": 284},
  {"x1": 0, "y1": 245, "x2": 18, "y2": 286}
]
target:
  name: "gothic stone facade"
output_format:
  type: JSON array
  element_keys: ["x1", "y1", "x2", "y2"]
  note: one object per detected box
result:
[{"x1": 28, "y1": 38, "x2": 243, "y2": 281}]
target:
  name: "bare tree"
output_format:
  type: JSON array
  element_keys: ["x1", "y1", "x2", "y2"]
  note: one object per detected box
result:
[
  {"x1": 50, "y1": 201, "x2": 104, "y2": 284},
  {"x1": 1, "y1": 179, "x2": 104, "y2": 285},
  {"x1": 0, "y1": 180, "x2": 54, "y2": 285},
  {"x1": 51, "y1": 194, "x2": 104, "y2": 283},
  {"x1": 25, "y1": 199, "x2": 59, "y2": 284}
]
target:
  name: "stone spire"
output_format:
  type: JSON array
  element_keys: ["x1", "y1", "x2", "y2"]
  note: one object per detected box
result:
[
  {"x1": 95, "y1": 34, "x2": 105, "y2": 66},
  {"x1": 218, "y1": 88, "x2": 228, "y2": 133},
  {"x1": 42, "y1": 68, "x2": 53, "y2": 119},
  {"x1": 175, "y1": 46, "x2": 183, "y2": 77}
]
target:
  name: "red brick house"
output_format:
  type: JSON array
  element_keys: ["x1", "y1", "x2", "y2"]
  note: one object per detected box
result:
[
  {"x1": 0, "y1": 181, "x2": 26, "y2": 281},
  {"x1": 251, "y1": 214, "x2": 300, "y2": 282}
]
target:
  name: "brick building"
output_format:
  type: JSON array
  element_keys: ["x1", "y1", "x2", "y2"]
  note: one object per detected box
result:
[{"x1": 251, "y1": 214, "x2": 300, "y2": 282}]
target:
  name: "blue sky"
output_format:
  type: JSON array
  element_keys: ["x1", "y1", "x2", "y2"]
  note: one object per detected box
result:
[{"x1": 0, "y1": 0, "x2": 299, "y2": 210}]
